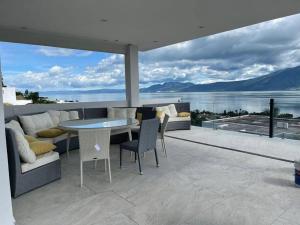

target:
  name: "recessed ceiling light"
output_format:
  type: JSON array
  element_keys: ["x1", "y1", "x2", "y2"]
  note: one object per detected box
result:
[
  {"x1": 100, "y1": 19, "x2": 108, "y2": 22},
  {"x1": 198, "y1": 26, "x2": 205, "y2": 29}
]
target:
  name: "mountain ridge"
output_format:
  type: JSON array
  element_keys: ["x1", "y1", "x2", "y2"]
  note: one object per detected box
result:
[{"x1": 141, "y1": 65, "x2": 300, "y2": 92}]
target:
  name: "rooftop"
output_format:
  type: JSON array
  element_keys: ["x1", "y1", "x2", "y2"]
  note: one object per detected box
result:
[{"x1": 12, "y1": 127, "x2": 300, "y2": 225}]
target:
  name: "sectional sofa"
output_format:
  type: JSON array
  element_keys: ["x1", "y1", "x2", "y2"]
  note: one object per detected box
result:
[{"x1": 143, "y1": 102, "x2": 191, "y2": 131}]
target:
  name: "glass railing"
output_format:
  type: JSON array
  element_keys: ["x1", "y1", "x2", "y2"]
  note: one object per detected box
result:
[{"x1": 191, "y1": 99, "x2": 300, "y2": 141}]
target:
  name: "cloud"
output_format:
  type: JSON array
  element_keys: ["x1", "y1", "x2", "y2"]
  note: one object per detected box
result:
[
  {"x1": 37, "y1": 46, "x2": 93, "y2": 57},
  {"x1": 5, "y1": 55, "x2": 125, "y2": 91},
  {"x1": 139, "y1": 13, "x2": 300, "y2": 85},
  {"x1": 4, "y1": 13, "x2": 300, "y2": 90}
]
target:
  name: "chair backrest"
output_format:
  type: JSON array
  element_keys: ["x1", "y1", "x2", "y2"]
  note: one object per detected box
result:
[
  {"x1": 138, "y1": 118, "x2": 160, "y2": 153},
  {"x1": 160, "y1": 114, "x2": 170, "y2": 138},
  {"x1": 78, "y1": 128, "x2": 111, "y2": 162}
]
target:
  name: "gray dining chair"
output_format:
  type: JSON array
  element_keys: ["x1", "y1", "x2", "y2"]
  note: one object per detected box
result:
[
  {"x1": 158, "y1": 114, "x2": 169, "y2": 157},
  {"x1": 78, "y1": 128, "x2": 111, "y2": 186},
  {"x1": 120, "y1": 118, "x2": 160, "y2": 175}
]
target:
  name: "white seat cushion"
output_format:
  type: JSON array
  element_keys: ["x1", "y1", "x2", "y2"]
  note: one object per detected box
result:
[
  {"x1": 19, "y1": 112, "x2": 54, "y2": 137},
  {"x1": 168, "y1": 116, "x2": 191, "y2": 122},
  {"x1": 21, "y1": 151, "x2": 59, "y2": 173}
]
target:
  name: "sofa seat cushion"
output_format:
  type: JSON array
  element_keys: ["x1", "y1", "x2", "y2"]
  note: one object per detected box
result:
[
  {"x1": 37, "y1": 128, "x2": 66, "y2": 138},
  {"x1": 168, "y1": 116, "x2": 191, "y2": 122},
  {"x1": 38, "y1": 132, "x2": 77, "y2": 144},
  {"x1": 21, "y1": 151, "x2": 59, "y2": 173},
  {"x1": 19, "y1": 112, "x2": 54, "y2": 137},
  {"x1": 29, "y1": 141, "x2": 56, "y2": 156}
]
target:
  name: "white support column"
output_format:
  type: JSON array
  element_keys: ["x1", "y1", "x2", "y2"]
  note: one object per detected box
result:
[
  {"x1": 125, "y1": 44, "x2": 139, "y2": 107},
  {"x1": 0, "y1": 86, "x2": 15, "y2": 225}
]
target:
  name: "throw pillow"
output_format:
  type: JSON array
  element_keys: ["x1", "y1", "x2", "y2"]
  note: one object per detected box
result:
[
  {"x1": 69, "y1": 111, "x2": 79, "y2": 120},
  {"x1": 59, "y1": 111, "x2": 70, "y2": 122},
  {"x1": 114, "y1": 108, "x2": 127, "y2": 119},
  {"x1": 24, "y1": 135, "x2": 40, "y2": 143},
  {"x1": 37, "y1": 128, "x2": 66, "y2": 138},
  {"x1": 168, "y1": 104, "x2": 178, "y2": 117},
  {"x1": 47, "y1": 110, "x2": 61, "y2": 126},
  {"x1": 107, "y1": 108, "x2": 114, "y2": 118},
  {"x1": 29, "y1": 141, "x2": 56, "y2": 156},
  {"x1": 19, "y1": 112, "x2": 54, "y2": 137},
  {"x1": 5, "y1": 120, "x2": 25, "y2": 135},
  {"x1": 156, "y1": 111, "x2": 165, "y2": 123},
  {"x1": 156, "y1": 106, "x2": 171, "y2": 116},
  {"x1": 178, "y1": 112, "x2": 191, "y2": 117},
  {"x1": 127, "y1": 108, "x2": 137, "y2": 119},
  {"x1": 14, "y1": 131, "x2": 36, "y2": 163},
  {"x1": 136, "y1": 112, "x2": 143, "y2": 125}
]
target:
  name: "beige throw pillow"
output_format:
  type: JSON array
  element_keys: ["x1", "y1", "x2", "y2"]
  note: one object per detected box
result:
[
  {"x1": 168, "y1": 104, "x2": 178, "y2": 117},
  {"x1": 14, "y1": 131, "x2": 36, "y2": 163},
  {"x1": 5, "y1": 120, "x2": 25, "y2": 135},
  {"x1": 19, "y1": 112, "x2": 54, "y2": 137},
  {"x1": 69, "y1": 111, "x2": 79, "y2": 120}
]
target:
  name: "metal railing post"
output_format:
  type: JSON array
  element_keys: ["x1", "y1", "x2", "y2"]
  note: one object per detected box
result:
[{"x1": 269, "y1": 98, "x2": 274, "y2": 138}]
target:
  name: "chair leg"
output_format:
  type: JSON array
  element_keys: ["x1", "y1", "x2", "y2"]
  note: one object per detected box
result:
[
  {"x1": 120, "y1": 147, "x2": 122, "y2": 169},
  {"x1": 104, "y1": 159, "x2": 107, "y2": 172},
  {"x1": 137, "y1": 152, "x2": 143, "y2": 175},
  {"x1": 107, "y1": 158, "x2": 112, "y2": 183},
  {"x1": 161, "y1": 139, "x2": 164, "y2": 153},
  {"x1": 162, "y1": 138, "x2": 167, "y2": 158},
  {"x1": 135, "y1": 152, "x2": 137, "y2": 162},
  {"x1": 154, "y1": 148, "x2": 160, "y2": 167},
  {"x1": 66, "y1": 132, "x2": 71, "y2": 159},
  {"x1": 80, "y1": 161, "x2": 83, "y2": 188}
]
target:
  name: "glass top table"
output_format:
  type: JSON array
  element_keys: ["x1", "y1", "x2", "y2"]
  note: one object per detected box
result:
[
  {"x1": 59, "y1": 118, "x2": 138, "y2": 130},
  {"x1": 59, "y1": 118, "x2": 138, "y2": 158}
]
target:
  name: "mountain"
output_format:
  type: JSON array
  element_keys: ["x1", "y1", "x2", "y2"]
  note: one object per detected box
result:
[
  {"x1": 141, "y1": 65, "x2": 300, "y2": 92},
  {"x1": 140, "y1": 82, "x2": 194, "y2": 92}
]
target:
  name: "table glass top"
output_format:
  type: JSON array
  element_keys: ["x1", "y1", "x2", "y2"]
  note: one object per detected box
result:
[{"x1": 59, "y1": 118, "x2": 138, "y2": 130}]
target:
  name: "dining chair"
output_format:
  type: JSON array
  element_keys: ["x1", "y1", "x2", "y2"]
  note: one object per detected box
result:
[
  {"x1": 158, "y1": 114, "x2": 169, "y2": 157},
  {"x1": 120, "y1": 118, "x2": 160, "y2": 175},
  {"x1": 78, "y1": 128, "x2": 111, "y2": 187}
]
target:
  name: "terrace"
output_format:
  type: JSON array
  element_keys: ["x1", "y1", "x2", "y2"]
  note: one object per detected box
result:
[
  {"x1": 12, "y1": 127, "x2": 300, "y2": 225},
  {"x1": 1, "y1": 1, "x2": 300, "y2": 225}
]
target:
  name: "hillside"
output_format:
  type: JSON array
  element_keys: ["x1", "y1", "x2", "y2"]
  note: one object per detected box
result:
[{"x1": 141, "y1": 65, "x2": 300, "y2": 92}]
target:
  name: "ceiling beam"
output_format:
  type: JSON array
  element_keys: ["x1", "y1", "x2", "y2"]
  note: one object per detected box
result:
[{"x1": 0, "y1": 26, "x2": 127, "y2": 54}]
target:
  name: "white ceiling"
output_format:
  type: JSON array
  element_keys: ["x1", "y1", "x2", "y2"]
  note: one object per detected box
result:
[{"x1": 0, "y1": 0, "x2": 300, "y2": 53}]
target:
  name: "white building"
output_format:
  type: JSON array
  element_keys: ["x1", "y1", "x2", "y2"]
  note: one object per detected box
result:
[{"x1": 2, "y1": 87, "x2": 32, "y2": 105}]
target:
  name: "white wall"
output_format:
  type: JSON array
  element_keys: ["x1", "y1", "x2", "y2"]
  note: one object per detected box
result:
[
  {"x1": 2, "y1": 87, "x2": 16, "y2": 104},
  {"x1": 0, "y1": 85, "x2": 15, "y2": 225}
]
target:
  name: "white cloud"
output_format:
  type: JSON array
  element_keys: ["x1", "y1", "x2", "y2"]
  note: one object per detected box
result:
[
  {"x1": 37, "y1": 46, "x2": 93, "y2": 57},
  {"x1": 5, "y1": 54, "x2": 125, "y2": 91}
]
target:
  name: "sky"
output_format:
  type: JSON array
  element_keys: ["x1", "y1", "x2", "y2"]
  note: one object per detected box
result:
[{"x1": 1, "y1": 13, "x2": 300, "y2": 91}]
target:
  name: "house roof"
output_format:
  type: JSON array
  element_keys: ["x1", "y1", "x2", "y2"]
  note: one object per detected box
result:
[{"x1": 0, "y1": 0, "x2": 300, "y2": 53}]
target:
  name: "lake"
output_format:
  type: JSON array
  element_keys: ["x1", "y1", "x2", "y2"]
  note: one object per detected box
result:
[{"x1": 41, "y1": 91, "x2": 300, "y2": 117}]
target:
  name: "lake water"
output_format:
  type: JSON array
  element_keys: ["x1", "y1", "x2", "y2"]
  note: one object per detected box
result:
[{"x1": 41, "y1": 91, "x2": 300, "y2": 117}]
